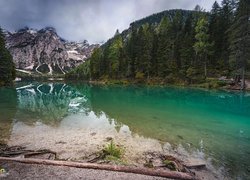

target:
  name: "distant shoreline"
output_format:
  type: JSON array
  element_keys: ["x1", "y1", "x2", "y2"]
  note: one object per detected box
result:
[{"x1": 13, "y1": 76, "x2": 250, "y2": 91}]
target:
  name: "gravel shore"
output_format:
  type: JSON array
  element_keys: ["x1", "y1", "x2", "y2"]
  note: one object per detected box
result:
[{"x1": 0, "y1": 161, "x2": 168, "y2": 180}]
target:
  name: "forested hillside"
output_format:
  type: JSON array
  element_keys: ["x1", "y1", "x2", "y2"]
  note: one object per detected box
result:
[
  {"x1": 66, "y1": 0, "x2": 249, "y2": 89},
  {"x1": 0, "y1": 28, "x2": 15, "y2": 86}
]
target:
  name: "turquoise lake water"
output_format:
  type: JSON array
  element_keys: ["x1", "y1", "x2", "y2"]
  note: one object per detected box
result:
[{"x1": 0, "y1": 82, "x2": 250, "y2": 179}]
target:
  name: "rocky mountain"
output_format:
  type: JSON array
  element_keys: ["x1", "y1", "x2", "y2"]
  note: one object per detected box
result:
[{"x1": 4, "y1": 27, "x2": 99, "y2": 74}]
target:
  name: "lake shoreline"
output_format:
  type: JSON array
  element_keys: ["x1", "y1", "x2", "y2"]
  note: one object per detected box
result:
[
  {"x1": 64, "y1": 78, "x2": 250, "y2": 92},
  {"x1": 0, "y1": 141, "x2": 219, "y2": 180},
  {"x1": 14, "y1": 71, "x2": 250, "y2": 91}
]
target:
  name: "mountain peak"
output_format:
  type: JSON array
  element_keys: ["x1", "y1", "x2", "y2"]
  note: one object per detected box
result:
[
  {"x1": 38, "y1": 27, "x2": 57, "y2": 33},
  {"x1": 4, "y1": 26, "x2": 99, "y2": 75}
]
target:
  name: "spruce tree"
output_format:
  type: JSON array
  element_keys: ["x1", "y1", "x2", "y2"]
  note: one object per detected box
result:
[
  {"x1": 151, "y1": 33, "x2": 159, "y2": 77},
  {"x1": 126, "y1": 26, "x2": 138, "y2": 78},
  {"x1": 90, "y1": 48, "x2": 102, "y2": 79},
  {"x1": 172, "y1": 11, "x2": 184, "y2": 70},
  {"x1": 219, "y1": 0, "x2": 235, "y2": 68},
  {"x1": 209, "y1": 1, "x2": 222, "y2": 68},
  {"x1": 107, "y1": 32, "x2": 123, "y2": 79},
  {"x1": 135, "y1": 25, "x2": 153, "y2": 79},
  {"x1": 229, "y1": 0, "x2": 250, "y2": 89},
  {"x1": 0, "y1": 27, "x2": 15, "y2": 86},
  {"x1": 180, "y1": 14, "x2": 195, "y2": 71},
  {"x1": 193, "y1": 17, "x2": 214, "y2": 78},
  {"x1": 156, "y1": 16, "x2": 173, "y2": 77}
]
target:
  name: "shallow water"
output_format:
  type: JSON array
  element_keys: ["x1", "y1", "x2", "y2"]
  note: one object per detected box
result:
[{"x1": 0, "y1": 82, "x2": 250, "y2": 179}]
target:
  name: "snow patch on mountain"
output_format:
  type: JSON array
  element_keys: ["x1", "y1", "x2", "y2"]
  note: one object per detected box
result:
[{"x1": 4, "y1": 27, "x2": 99, "y2": 74}]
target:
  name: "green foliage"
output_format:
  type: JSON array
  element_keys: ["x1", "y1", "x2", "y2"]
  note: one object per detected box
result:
[
  {"x1": 194, "y1": 78, "x2": 228, "y2": 89},
  {"x1": 193, "y1": 17, "x2": 213, "y2": 56},
  {"x1": 135, "y1": 72, "x2": 145, "y2": 79},
  {"x1": 193, "y1": 16, "x2": 214, "y2": 78},
  {"x1": 156, "y1": 16, "x2": 173, "y2": 77},
  {"x1": 228, "y1": 0, "x2": 250, "y2": 83},
  {"x1": 90, "y1": 48, "x2": 102, "y2": 79},
  {"x1": 102, "y1": 140, "x2": 123, "y2": 159},
  {"x1": 163, "y1": 160, "x2": 177, "y2": 171},
  {"x1": 0, "y1": 27, "x2": 15, "y2": 86},
  {"x1": 65, "y1": 60, "x2": 90, "y2": 80},
  {"x1": 107, "y1": 33, "x2": 123, "y2": 78},
  {"x1": 67, "y1": 3, "x2": 248, "y2": 88}
]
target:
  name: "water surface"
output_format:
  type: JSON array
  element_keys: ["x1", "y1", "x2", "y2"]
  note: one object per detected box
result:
[{"x1": 0, "y1": 82, "x2": 250, "y2": 179}]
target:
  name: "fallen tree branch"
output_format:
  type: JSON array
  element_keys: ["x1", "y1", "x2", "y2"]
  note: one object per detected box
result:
[
  {"x1": 23, "y1": 150, "x2": 57, "y2": 158},
  {"x1": 0, "y1": 150, "x2": 31, "y2": 157},
  {"x1": 0, "y1": 157, "x2": 196, "y2": 180}
]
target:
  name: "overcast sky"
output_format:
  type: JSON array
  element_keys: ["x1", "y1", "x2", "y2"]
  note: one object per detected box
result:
[{"x1": 0, "y1": 0, "x2": 222, "y2": 43}]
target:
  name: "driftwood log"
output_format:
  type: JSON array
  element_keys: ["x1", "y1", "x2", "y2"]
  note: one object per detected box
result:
[
  {"x1": 0, "y1": 157, "x2": 197, "y2": 180},
  {"x1": 0, "y1": 144, "x2": 56, "y2": 160}
]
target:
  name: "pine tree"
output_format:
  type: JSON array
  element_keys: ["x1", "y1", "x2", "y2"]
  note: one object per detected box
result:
[
  {"x1": 0, "y1": 27, "x2": 15, "y2": 86},
  {"x1": 126, "y1": 26, "x2": 138, "y2": 78},
  {"x1": 172, "y1": 11, "x2": 184, "y2": 70},
  {"x1": 180, "y1": 14, "x2": 196, "y2": 71},
  {"x1": 194, "y1": 5, "x2": 203, "y2": 12},
  {"x1": 229, "y1": 0, "x2": 250, "y2": 89},
  {"x1": 219, "y1": 0, "x2": 235, "y2": 68},
  {"x1": 151, "y1": 33, "x2": 159, "y2": 77},
  {"x1": 209, "y1": 1, "x2": 222, "y2": 68},
  {"x1": 156, "y1": 16, "x2": 173, "y2": 77},
  {"x1": 193, "y1": 17, "x2": 214, "y2": 78},
  {"x1": 90, "y1": 48, "x2": 102, "y2": 79},
  {"x1": 107, "y1": 32, "x2": 123, "y2": 79},
  {"x1": 134, "y1": 24, "x2": 153, "y2": 79}
]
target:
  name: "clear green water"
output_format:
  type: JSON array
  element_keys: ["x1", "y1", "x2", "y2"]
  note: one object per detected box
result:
[{"x1": 0, "y1": 82, "x2": 250, "y2": 179}]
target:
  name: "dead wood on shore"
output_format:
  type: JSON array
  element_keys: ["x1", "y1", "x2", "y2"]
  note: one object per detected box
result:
[
  {"x1": 0, "y1": 144, "x2": 56, "y2": 160},
  {"x1": 0, "y1": 157, "x2": 197, "y2": 180}
]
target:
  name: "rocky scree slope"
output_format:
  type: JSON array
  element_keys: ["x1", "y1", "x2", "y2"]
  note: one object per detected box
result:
[{"x1": 4, "y1": 27, "x2": 98, "y2": 74}]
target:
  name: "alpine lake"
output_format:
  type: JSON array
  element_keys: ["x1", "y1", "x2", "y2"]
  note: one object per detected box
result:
[{"x1": 0, "y1": 82, "x2": 250, "y2": 179}]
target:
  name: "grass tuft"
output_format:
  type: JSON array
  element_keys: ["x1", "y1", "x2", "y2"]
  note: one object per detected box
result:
[{"x1": 102, "y1": 140, "x2": 123, "y2": 159}]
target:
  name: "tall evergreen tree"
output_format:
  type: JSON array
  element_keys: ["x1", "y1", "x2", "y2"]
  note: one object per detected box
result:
[
  {"x1": 107, "y1": 31, "x2": 123, "y2": 79},
  {"x1": 151, "y1": 32, "x2": 159, "y2": 77},
  {"x1": 193, "y1": 17, "x2": 214, "y2": 78},
  {"x1": 0, "y1": 27, "x2": 15, "y2": 86},
  {"x1": 156, "y1": 17, "x2": 173, "y2": 77},
  {"x1": 172, "y1": 11, "x2": 184, "y2": 69},
  {"x1": 90, "y1": 48, "x2": 102, "y2": 79},
  {"x1": 180, "y1": 14, "x2": 196, "y2": 71},
  {"x1": 134, "y1": 24, "x2": 153, "y2": 79},
  {"x1": 209, "y1": 1, "x2": 222, "y2": 67},
  {"x1": 229, "y1": 0, "x2": 250, "y2": 89},
  {"x1": 219, "y1": 0, "x2": 235, "y2": 67},
  {"x1": 126, "y1": 26, "x2": 138, "y2": 78}
]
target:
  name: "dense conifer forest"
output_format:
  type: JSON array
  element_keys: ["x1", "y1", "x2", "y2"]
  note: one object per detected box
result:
[{"x1": 66, "y1": 0, "x2": 249, "y2": 89}]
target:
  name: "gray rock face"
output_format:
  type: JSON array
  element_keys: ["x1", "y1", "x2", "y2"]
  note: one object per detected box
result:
[{"x1": 5, "y1": 27, "x2": 98, "y2": 74}]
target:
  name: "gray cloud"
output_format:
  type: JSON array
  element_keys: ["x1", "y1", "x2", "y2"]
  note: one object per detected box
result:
[{"x1": 0, "y1": 0, "x2": 221, "y2": 43}]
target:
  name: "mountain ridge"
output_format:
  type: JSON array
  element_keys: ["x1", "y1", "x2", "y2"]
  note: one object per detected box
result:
[{"x1": 4, "y1": 27, "x2": 99, "y2": 74}]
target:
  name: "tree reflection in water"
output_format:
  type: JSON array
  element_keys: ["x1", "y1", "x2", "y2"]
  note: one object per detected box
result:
[{"x1": 0, "y1": 87, "x2": 17, "y2": 143}]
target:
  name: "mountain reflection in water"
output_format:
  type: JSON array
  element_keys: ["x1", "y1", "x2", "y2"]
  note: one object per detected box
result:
[{"x1": 0, "y1": 82, "x2": 249, "y2": 179}]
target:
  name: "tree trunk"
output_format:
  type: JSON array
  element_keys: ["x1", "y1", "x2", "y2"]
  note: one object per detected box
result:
[
  {"x1": 204, "y1": 62, "x2": 207, "y2": 79},
  {"x1": 204, "y1": 55, "x2": 207, "y2": 79},
  {"x1": 241, "y1": 67, "x2": 245, "y2": 90},
  {"x1": 0, "y1": 157, "x2": 196, "y2": 180}
]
